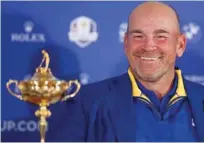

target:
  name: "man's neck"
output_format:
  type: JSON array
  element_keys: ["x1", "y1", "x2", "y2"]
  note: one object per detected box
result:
[{"x1": 135, "y1": 69, "x2": 175, "y2": 99}]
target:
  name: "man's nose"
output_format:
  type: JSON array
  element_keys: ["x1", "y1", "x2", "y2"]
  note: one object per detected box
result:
[{"x1": 143, "y1": 37, "x2": 157, "y2": 51}]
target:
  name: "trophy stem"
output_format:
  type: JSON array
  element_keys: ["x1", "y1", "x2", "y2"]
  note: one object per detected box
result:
[
  {"x1": 35, "y1": 104, "x2": 51, "y2": 143},
  {"x1": 39, "y1": 116, "x2": 47, "y2": 143}
]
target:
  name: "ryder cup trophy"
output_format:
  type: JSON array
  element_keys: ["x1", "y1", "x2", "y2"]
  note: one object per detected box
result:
[{"x1": 6, "y1": 50, "x2": 81, "y2": 143}]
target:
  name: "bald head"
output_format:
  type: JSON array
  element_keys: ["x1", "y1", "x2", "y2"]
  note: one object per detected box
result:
[{"x1": 127, "y1": 2, "x2": 180, "y2": 33}]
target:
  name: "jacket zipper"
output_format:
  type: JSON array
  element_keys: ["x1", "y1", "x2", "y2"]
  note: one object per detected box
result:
[{"x1": 138, "y1": 97, "x2": 162, "y2": 120}]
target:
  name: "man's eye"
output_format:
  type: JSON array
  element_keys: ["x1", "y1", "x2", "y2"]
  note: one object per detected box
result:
[
  {"x1": 133, "y1": 35, "x2": 144, "y2": 39},
  {"x1": 155, "y1": 35, "x2": 167, "y2": 39}
]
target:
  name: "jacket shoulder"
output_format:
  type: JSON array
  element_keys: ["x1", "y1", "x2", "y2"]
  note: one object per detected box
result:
[
  {"x1": 79, "y1": 73, "x2": 128, "y2": 96},
  {"x1": 183, "y1": 78, "x2": 204, "y2": 98},
  {"x1": 71, "y1": 73, "x2": 128, "y2": 110}
]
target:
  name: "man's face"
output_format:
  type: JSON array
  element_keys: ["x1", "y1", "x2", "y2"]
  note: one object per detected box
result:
[{"x1": 124, "y1": 8, "x2": 186, "y2": 82}]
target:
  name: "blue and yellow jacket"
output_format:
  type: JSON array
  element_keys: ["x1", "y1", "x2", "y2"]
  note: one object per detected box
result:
[{"x1": 2, "y1": 69, "x2": 204, "y2": 142}]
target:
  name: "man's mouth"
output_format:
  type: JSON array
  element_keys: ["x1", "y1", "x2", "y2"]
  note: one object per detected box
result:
[{"x1": 140, "y1": 57, "x2": 160, "y2": 61}]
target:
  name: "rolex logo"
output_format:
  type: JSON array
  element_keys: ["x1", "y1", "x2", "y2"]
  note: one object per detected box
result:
[{"x1": 24, "y1": 21, "x2": 34, "y2": 33}]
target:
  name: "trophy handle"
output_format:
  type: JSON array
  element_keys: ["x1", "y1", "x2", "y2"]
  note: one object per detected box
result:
[
  {"x1": 61, "y1": 80, "x2": 81, "y2": 101},
  {"x1": 6, "y1": 79, "x2": 23, "y2": 100}
]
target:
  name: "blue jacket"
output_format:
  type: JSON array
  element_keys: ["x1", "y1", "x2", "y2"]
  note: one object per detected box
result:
[{"x1": 2, "y1": 72, "x2": 204, "y2": 142}]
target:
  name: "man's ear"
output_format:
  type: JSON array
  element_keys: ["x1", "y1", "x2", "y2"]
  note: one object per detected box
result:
[
  {"x1": 124, "y1": 32, "x2": 128, "y2": 54},
  {"x1": 177, "y1": 34, "x2": 187, "y2": 57}
]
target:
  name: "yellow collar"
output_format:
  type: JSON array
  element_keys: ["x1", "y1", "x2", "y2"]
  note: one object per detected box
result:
[{"x1": 128, "y1": 68, "x2": 187, "y2": 103}]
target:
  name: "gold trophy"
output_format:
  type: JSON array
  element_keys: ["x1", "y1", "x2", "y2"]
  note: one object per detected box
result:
[{"x1": 6, "y1": 50, "x2": 81, "y2": 143}]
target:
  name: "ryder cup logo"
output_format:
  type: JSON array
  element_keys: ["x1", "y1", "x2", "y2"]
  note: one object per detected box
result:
[
  {"x1": 68, "y1": 16, "x2": 98, "y2": 48},
  {"x1": 182, "y1": 22, "x2": 201, "y2": 43},
  {"x1": 11, "y1": 21, "x2": 46, "y2": 43},
  {"x1": 119, "y1": 22, "x2": 127, "y2": 43}
]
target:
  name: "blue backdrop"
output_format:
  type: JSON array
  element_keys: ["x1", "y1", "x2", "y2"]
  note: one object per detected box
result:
[{"x1": 2, "y1": 1, "x2": 204, "y2": 122}]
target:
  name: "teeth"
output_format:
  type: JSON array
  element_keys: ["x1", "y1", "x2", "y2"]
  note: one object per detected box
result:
[{"x1": 141, "y1": 57, "x2": 159, "y2": 61}]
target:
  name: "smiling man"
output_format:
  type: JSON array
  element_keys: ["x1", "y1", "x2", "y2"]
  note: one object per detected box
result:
[
  {"x1": 2, "y1": 1, "x2": 204, "y2": 142},
  {"x1": 121, "y1": 2, "x2": 204, "y2": 141}
]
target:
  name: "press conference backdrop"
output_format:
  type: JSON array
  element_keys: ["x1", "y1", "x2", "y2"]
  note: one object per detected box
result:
[{"x1": 2, "y1": 1, "x2": 204, "y2": 122}]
